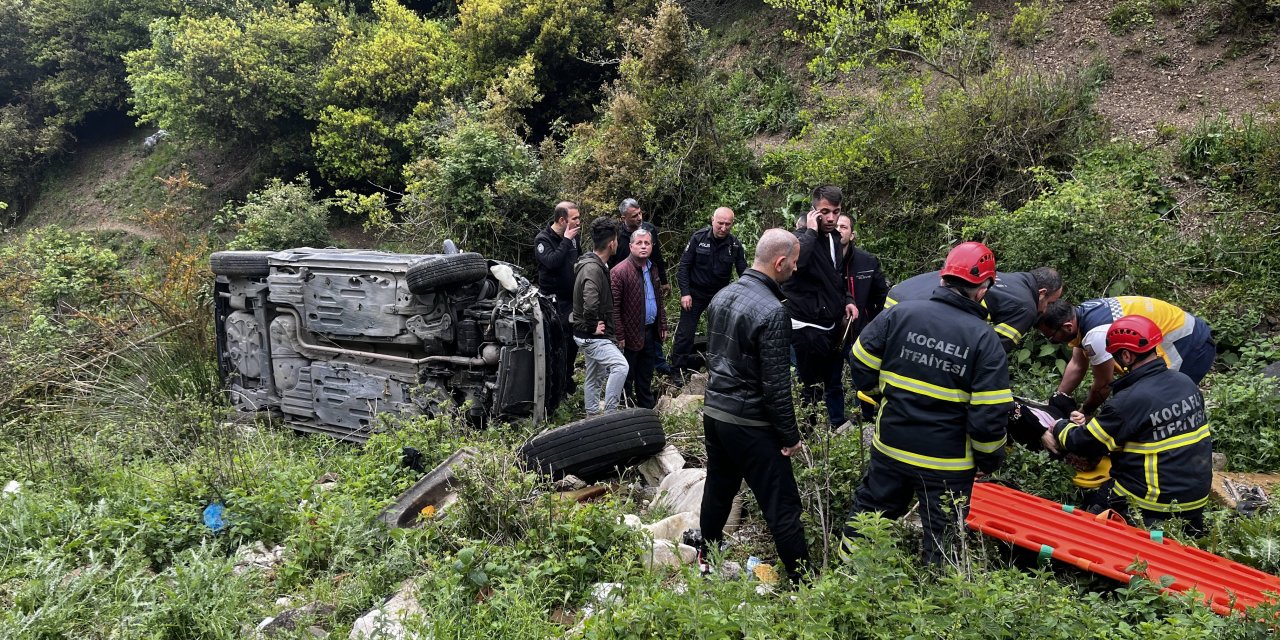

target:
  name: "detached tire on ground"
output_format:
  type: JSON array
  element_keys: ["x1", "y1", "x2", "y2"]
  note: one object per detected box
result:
[
  {"x1": 209, "y1": 251, "x2": 274, "y2": 277},
  {"x1": 406, "y1": 252, "x2": 488, "y2": 293},
  {"x1": 519, "y1": 409, "x2": 666, "y2": 481}
]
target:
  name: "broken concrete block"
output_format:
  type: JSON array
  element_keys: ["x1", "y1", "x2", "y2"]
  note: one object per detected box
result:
[
  {"x1": 637, "y1": 444, "x2": 686, "y2": 486},
  {"x1": 349, "y1": 581, "x2": 425, "y2": 640},
  {"x1": 554, "y1": 474, "x2": 587, "y2": 491},
  {"x1": 653, "y1": 469, "x2": 744, "y2": 533},
  {"x1": 659, "y1": 394, "x2": 704, "y2": 415},
  {"x1": 719, "y1": 561, "x2": 742, "y2": 581},
  {"x1": 256, "y1": 602, "x2": 334, "y2": 637},
  {"x1": 1212, "y1": 452, "x2": 1227, "y2": 472},
  {"x1": 679, "y1": 373, "x2": 708, "y2": 396},
  {"x1": 643, "y1": 540, "x2": 698, "y2": 568},
  {"x1": 233, "y1": 542, "x2": 287, "y2": 577},
  {"x1": 643, "y1": 511, "x2": 700, "y2": 543}
]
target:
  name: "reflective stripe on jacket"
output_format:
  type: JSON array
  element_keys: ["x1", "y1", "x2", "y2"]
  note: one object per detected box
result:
[
  {"x1": 850, "y1": 286, "x2": 1012, "y2": 475},
  {"x1": 885, "y1": 271, "x2": 1038, "y2": 352},
  {"x1": 1053, "y1": 361, "x2": 1212, "y2": 512}
]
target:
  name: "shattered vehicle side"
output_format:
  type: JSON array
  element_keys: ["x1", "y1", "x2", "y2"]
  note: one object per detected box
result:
[{"x1": 211, "y1": 248, "x2": 568, "y2": 441}]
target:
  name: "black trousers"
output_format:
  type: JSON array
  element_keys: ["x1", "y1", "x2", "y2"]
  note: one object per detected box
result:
[
  {"x1": 556, "y1": 298, "x2": 578, "y2": 390},
  {"x1": 671, "y1": 295, "x2": 712, "y2": 371},
  {"x1": 793, "y1": 325, "x2": 846, "y2": 426},
  {"x1": 844, "y1": 453, "x2": 974, "y2": 567},
  {"x1": 700, "y1": 414, "x2": 810, "y2": 582},
  {"x1": 623, "y1": 324, "x2": 658, "y2": 409}
]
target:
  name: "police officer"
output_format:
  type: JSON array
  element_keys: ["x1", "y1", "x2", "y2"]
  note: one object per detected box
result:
[
  {"x1": 534, "y1": 202, "x2": 581, "y2": 391},
  {"x1": 672, "y1": 206, "x2": 747, "y2": 373},
  {"x1": 1049, "y1": 315, "x2": 1212, "y2": 536},
  {"x1": 885, "y1": 267, "x2": 1062, "y2": 353},
  {"x1": 845, "y1": 242, "x2": 1012, "y2": 566}
]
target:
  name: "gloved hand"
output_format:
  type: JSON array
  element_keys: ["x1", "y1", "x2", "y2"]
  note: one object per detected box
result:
[{"x1": 1048, "y1": 391, "x2": 1077, "y2": 418}]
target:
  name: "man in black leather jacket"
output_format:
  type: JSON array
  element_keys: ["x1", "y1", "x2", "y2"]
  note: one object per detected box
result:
[{"x1": 700, "y1": 228, "x2": 809, "y2": 583}]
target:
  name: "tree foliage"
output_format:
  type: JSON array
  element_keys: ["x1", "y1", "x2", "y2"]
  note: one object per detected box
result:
[
  {"x1": 453, "y1": 0, "x2": 650, "y2": 135},
  {"x1": 0, "y1": 0, "x2": 181, "y2": 207},
  {"x1": 766, "y1": 0, "x2": 992, "y2": 87},
  {"x1": 560, "y1": 1, "x2": 754, "y2": 231},
  {"x1": 125, "y1": 2, "x2": 335, "y2": 155},
  {"x1": 313, "y1": 0, "x2": 458, "y2": 185}
]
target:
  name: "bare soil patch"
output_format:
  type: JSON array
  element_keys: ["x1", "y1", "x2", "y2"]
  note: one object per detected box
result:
[{"x1": 981, "y1": 0, "x2": 1280, "y2": 137}]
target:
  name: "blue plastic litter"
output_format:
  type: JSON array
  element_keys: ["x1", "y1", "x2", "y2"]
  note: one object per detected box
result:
[{"x1": 203, "y1": 502, "x2": 227, "y2": 532}]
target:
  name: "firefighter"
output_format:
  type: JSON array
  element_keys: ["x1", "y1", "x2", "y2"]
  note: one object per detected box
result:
[
  {"x1": 845, "y1": 242, "x2": 1012, "y2": 566},
  {"x1": 1049, "y1": 315, "x2": 1212, "y2": 536},
  {"x1": 1037, "y1": 296, "x2": 1216, "y2": 416},
  {"x1": 885, "y1": 267, "x2": 1062, "y2": 353}
]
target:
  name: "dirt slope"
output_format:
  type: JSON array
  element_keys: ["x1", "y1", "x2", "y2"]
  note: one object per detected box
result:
[{"x1": 982, "y1": 0, "x2": 1279, "y2": 136}]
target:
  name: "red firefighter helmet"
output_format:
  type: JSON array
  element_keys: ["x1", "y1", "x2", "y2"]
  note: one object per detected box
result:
[
  {"x1": 940, "y1": 242, "x2": 996, "y2": 284},
  {"x1": 1106, "y1": 315, "x2": 1163, "y2": 355}
]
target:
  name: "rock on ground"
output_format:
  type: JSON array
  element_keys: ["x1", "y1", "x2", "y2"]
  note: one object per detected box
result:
[
  {"x1": 349, "y1": 581, "x2": 426, "y2": 640},
  {"x1": 653, "y1": 468, "x2": 743, "y2": 532},
  {"x1": 637, "y1": 444, "x2": 686, "y2": 486}
]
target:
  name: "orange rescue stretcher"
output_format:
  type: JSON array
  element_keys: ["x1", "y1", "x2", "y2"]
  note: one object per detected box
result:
[{"x1": 968, "y1": 481, "x2": 1280, "y2": 615}]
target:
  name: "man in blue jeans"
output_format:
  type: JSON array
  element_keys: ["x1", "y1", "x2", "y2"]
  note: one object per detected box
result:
[{"x1": 572, "y1": 218, "x2": 630, "y2": 416}]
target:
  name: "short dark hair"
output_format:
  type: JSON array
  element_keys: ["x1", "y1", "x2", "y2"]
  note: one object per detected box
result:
[
  {"x1": 553, "y1": 202, "x2": 577, "y2": 224},
  {"x1": 942, "y1": 275, "x2": 985, "y2": 297},
  {"x1": 811, "y1": 185, "x2": 843, "y2": 207},
  {"x1": 591, "y1": 218, "x2": 618, "y2": 251},
  {"x1": 1031, "y1": 266, "x2": 1062, "y2": 294},
  {"x1": 1037, "y1": 299, "x2": 1075, "y2": 330}
]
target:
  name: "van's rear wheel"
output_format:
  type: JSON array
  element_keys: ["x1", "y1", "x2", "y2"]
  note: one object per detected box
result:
[
  {"x1": 210, "y1": 251, "x2": 274, "y2": 277},
  {"x1": 406, "y1": 253, "x2": 488, "y2": 293}
]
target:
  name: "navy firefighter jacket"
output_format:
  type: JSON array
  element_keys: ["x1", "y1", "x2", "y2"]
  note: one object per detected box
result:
[
  {"x1": 885, "y1": 271, "x2": 1041, "y2": 352},
  {"x1": 1052, "y1": 360, "x2": 1212, "y2": 513},
  {"x1": 850, "y1": 287, "x2": 1012, "y2": 477}
]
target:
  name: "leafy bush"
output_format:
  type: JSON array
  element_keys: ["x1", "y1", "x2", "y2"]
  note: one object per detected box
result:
[
  {"x1": 0, "y1": 225, "x2": 122, "y2": 313},
  {"x1": 770, "y1": 64, "x2": 1099, "y2": 276},
  {"x1": 386, "y1": 110, "x2": 546, "y2": 257},
  {"x1": 223, "y1": 175, "x2": 332, "y2": 251},
  {"x1": 1208, "y1": 510, "x2": 1280, "y2": 575},
  {"x1": 1106, "y1": 0, "x2": 1154, "y2": 35},
  {"x1": 1204, "y1": 337, "x2": 1280, "y2": 472},
  {"x1": 1179, "y1": 115, "x2": 1280, "y2": 211},
  {"x1": 1007, "y1": 1, "x2": 1056, "y2": 47},
  {"x1": 963, "y1": 143, "x2": 1178, "y2": 301}
]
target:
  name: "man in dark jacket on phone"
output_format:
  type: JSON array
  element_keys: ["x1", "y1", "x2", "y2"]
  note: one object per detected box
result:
[{"x1": 782, "y1": 185, "x2": 857, "y2": 428}]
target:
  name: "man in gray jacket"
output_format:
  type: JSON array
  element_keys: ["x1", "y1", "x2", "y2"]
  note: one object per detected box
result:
[
  {"x1": 700, "y1": 228, "x2": 809, "y2": 584},
  {"x1": 572, "y1": 218, "x2": 630, "y2": 416}
]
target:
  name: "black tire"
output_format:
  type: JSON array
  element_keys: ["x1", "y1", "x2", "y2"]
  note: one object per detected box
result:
[
  {"x1": 210, "y1": 251, "x2": 274, "y2": 276},
  {"x1": 406, "y1": 252, "x2": 488, "y2": 293},
  {"x1": 518, "y1": 408, "x2": 666, "y2": 481}
]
